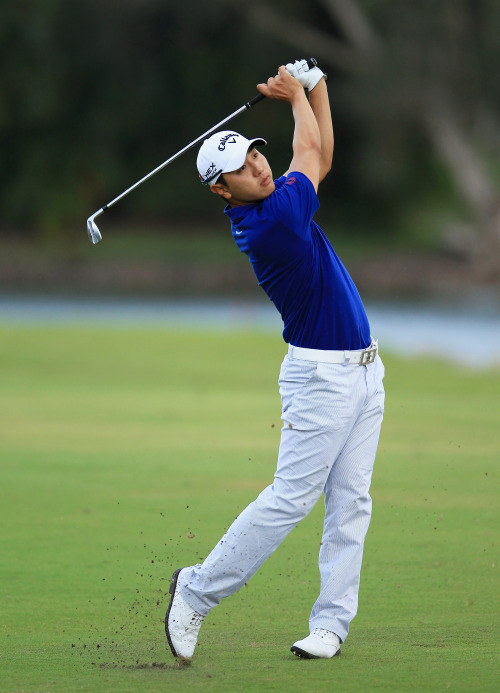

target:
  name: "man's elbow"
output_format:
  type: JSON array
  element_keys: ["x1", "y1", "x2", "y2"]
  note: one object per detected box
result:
[{"x1": 319, "y1": 159, "x2": 333, "y2": 181}]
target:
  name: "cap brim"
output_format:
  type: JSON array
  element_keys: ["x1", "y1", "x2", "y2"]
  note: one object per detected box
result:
[
  {"x1": 219, "y1": 137, "x2": 267, "y2": 176},
  {"x1": 247, "y1": 138, "x2": 267, "y2": 150}
]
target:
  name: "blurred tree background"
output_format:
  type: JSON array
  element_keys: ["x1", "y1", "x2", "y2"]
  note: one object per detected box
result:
[{"x1": 1, "y1": 0, "x2": 499, "y2": 294}]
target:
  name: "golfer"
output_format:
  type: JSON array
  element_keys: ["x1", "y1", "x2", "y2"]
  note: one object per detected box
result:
[{"x1": 166, "y1": 60, "x2": 385, "y2": 660}]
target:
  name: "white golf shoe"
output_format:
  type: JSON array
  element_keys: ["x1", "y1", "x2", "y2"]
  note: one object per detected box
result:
[
  {"x1": 291, "y1": 628, "x2": 341, "y2": 659},
  {"x1": 165, "y1": 567, "x2": 205, "y2": 659}
]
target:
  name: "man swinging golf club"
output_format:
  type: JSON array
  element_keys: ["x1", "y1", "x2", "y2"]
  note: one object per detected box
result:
[{"x1": 165, "y1": 59, "x2": 385, "y2": 660}]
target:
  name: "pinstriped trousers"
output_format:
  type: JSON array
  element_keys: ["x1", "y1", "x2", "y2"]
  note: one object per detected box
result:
[{"x1": 181, "y1": 352, "x2": 385, "y2": 643}]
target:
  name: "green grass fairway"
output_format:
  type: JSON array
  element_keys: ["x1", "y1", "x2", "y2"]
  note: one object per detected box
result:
[{"x1": 0, "y1": 326, "x2": 498, "y2": 692}]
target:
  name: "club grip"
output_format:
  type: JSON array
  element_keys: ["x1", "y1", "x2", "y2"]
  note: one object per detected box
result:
[
  {"x1": 245, "y1": 93, "x2": 266, "y2": 109},
  {"x1": 245, "y1": 59, "x2": 318, "y2": 110}
]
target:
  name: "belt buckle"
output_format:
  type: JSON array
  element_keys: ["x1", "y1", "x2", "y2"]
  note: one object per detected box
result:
[{"x1": 360, "y1": 347, "x2": 377, "y2": 365}]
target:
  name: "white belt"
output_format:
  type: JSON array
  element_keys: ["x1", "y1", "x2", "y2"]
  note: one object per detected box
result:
[{"x1": 288, "y1": 340, "x2": 378, "y2": 365}]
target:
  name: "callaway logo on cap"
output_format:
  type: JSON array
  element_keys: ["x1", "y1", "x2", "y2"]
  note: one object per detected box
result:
[{"x1": 197, "y1": 130, "x2": 267, "y2": 185}]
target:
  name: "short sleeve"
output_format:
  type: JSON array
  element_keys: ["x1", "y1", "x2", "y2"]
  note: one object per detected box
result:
[{"x1": 264, "y1": 171, "x2": 320, "y2": 240}]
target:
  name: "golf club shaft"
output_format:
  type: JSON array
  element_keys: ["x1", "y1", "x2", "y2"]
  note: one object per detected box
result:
[
  {"x1": 87, "y1": 58, "x2": 318, "y2": 239},
  {"x1": 98, "y1": 95, "x2": 265, "y2": 215}
]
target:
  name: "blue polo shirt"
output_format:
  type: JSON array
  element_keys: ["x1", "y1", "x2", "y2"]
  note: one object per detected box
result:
[{"x1": 224, "y1": 171, "x2": 371, "y2": 350}]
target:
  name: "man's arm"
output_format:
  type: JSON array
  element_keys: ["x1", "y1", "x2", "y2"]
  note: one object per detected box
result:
[
  {"x1": 257, "y1": 66, "x2": 322, "y2": 192},
  {"x1": 283, "y1": 60, "x2": 333, "y2": 186},
  {"x1": 308, "y1": 78, "x2": 334, "y2": 184}
]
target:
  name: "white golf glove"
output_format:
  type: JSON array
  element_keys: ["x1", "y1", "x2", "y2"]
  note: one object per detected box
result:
[{"x1": 285, "y1": 59, "x2": 325, "y2": 91}]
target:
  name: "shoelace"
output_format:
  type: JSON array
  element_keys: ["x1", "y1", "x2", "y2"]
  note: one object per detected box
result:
[
  {"x1": 190, "y1": 612, "x2": 205, "y2": 627},
  {"x1": 312, "y1": 628, "x2": 334, "y2": 640}
]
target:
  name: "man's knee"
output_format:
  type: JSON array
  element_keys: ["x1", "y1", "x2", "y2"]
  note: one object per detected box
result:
[{"x1": 254, "y1": 481, "x2": 322, "y2": 522}]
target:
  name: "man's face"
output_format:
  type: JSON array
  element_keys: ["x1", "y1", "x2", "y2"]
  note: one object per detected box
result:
[{"x1": 211, "y1": 148, "x2": 275, "y2": 206}]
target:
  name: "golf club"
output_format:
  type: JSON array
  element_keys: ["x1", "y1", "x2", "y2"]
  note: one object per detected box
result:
[{"x1": 86, "y1": 59, "x2": 318, "y2": 244}]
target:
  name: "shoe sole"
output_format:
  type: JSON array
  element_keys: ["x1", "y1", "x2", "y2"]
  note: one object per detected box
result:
[
  {"x1": 290, "y1": 645, "x2": 341, "y2": 659},
  {"x1": 165, "y1": 567, "x2": 184, "y2": 658}
]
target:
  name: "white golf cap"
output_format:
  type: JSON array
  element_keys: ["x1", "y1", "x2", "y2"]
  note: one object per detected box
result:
[{"x1": 197, "y1": 130, "x2": 266, "y2": 185}]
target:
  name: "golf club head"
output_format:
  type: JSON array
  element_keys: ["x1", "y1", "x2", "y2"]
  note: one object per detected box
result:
[{"x1": 87, "y1": 216, "x2": 102, "y2": 244}]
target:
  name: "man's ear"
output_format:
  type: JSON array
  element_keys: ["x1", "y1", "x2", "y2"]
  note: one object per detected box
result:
[{"x1": 210, "y1": 183, "x2": 231, "y2": 200}]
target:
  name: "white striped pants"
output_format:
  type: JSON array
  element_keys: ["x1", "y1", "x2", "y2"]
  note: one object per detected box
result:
[{"x1": 180, "y1": 352, "x2": 385, "y2": 642}]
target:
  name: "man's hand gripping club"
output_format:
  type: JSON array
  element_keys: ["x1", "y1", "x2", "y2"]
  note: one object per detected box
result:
[
  {"x1": 285, "y1": 59, "x2": 326, "y2": 91},
  {"x1": 256, "y1": 65, "x2": 306, "y2": 102},
  {"x1": 257, "y1": 65, "x2": 323, "y2": 192}
]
